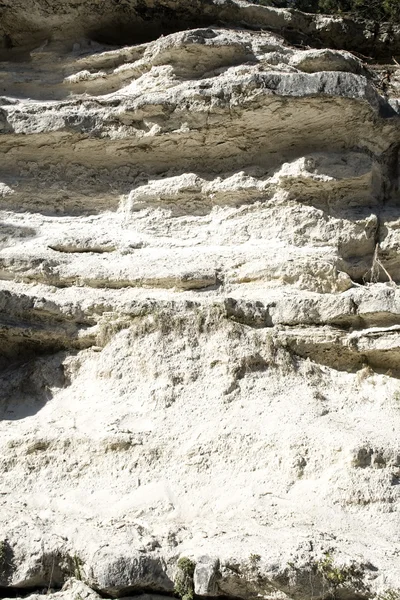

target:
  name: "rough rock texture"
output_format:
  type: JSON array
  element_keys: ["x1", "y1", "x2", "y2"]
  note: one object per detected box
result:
[{"x1": 0, "y1": 2, "x2": 400, "y2": 600}]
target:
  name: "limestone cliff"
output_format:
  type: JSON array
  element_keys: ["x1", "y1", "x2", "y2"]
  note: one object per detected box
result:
[{"x1": 0, "y1": 2, "x2": 400, "y2": 600}]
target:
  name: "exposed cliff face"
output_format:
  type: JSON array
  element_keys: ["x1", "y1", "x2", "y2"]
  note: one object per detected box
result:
[
  {"x1": 0, "y1": 2, "x2": 400, "y2": 600},
  {"x1": 1, "y1": 0, "x2": 400, "y2": 59}
]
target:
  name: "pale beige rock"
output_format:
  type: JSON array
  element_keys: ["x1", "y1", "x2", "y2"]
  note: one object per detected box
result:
[
  {"x1": 289, "y1": 49, "x2": 364, "y2": 74},
  {"x1": 0, "y1": 3, "x2": 399, "y2": 600}
]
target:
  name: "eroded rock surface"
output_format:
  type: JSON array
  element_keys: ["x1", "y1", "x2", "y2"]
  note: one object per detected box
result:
[{"x1": 0, "y1": 2, "x2": 400, "y2": 600}]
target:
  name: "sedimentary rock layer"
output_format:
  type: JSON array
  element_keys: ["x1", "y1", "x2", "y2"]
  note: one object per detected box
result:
[{"x1": 0, "y1": 2, "x2": 400, "y2": 600}]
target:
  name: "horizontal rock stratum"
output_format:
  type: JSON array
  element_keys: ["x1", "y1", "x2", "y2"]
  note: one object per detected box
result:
[{"x1": 0, "y1": 2, "x2": 400, "y2": 600}]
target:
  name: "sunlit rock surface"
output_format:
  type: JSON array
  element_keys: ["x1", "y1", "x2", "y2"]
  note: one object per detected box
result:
[{"x1": 0, "y1": 2, "x2": 400, "y2": 600}]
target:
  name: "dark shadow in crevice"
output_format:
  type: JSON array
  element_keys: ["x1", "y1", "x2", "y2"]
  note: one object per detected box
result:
[
  {"x1": 0, "y1": 587, "x2": 62, "y2": 598},
  {"x1": 89, "y1": 20, "x2": 197, "y2": 46},
  {"x1": 0, "y1": 348, "x2": 69, "y2": 420},
  {"x1": 0, "y1": 540, "x2": 15, "y2": 587},
  {"x1": 87, "y1": 11, "x2": 220, "y2": 46},
  {"x1": 0, "y1": 587, "x2": 245, "y2": 600},
  {"x1": 0, "y1": 549, "x2": 81, "y2": 594}
]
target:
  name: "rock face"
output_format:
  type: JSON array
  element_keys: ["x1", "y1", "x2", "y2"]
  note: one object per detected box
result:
[{"x1": 0, "y1": 2, "x2": 400, "y2": 600}]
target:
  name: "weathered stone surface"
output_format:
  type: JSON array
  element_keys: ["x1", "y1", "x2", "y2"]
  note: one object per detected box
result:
[
  {"x1": 0, "y1": 0, "x2": 399, "y2": 59},
  {"x1": 289, "y1": 49, "x2": 364, "y2": 74},
  {"x1": 0, "y1": 3, "x2": 400, "y2": 600},
  {"x1": 194, "y1": 557, "x2": 220, "y2": 596}
]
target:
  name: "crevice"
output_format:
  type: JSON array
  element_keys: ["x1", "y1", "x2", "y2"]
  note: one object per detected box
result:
[
  {"x1": 379, "y1": 143, "x2": 400, "y2": 206},
  {"x1": 0, "y1": 586, "x2": 63, "y2": 598},
  {"x1": 87, "y1": 17, "x2": 221, "y2": 47},
  {"x1": 94, "y1": 588, "x2": 176, "y2": 600},
  {"x1": 48, "y1": 245, "x2": 116, "y2": 254},
  {"x1": 0, "y1": 585, "x2": 246, "y2": 600}
]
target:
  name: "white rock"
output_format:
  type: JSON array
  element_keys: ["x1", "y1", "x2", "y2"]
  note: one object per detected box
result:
[{"x1": 0, "y1": 6, "x2": 398, "y2": 600}]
